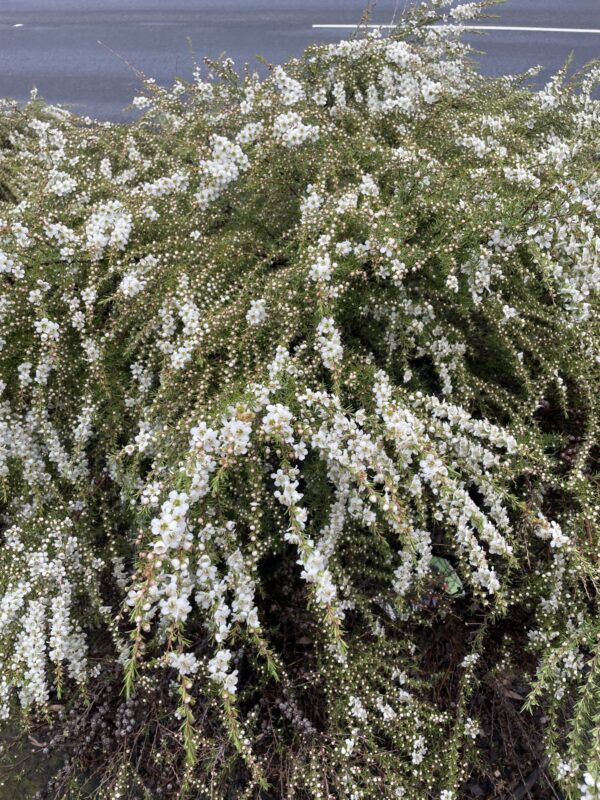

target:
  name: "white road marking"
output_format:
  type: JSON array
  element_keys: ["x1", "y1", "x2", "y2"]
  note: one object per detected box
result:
[
  {"x1": 312, "y1": 25, "x2": 600, "y2": 35},
  {"x1": 13, "y1": 23, "x2": 24, "y2": 28}
]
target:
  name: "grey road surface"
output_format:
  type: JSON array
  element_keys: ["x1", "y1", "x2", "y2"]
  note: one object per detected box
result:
[{"x1": 0, "y1": 1, "x2": 599, "y2": 120}]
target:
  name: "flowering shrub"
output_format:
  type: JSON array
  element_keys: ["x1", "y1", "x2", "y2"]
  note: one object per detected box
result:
[{"x1": 0, "y1": 1, "x2": 599, "y2": 797}]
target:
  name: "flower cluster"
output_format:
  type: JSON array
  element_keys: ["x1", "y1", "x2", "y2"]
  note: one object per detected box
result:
[
  {"x1": 272, "y1": 111, "x2": 319, "y2": 147},
  {"x1": 195, "y1": 135, "x2": 250, "y2": 209}
]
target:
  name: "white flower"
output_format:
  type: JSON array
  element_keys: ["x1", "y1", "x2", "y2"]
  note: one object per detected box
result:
[
  {"x1": 316, "y1": 317, "x2": 343, "y2": 371},
  {"x1": 262, "y1": 403, "x2": 294, "y2": 442},
  {"x1": 421, "y1": 79, "x2": 442, "y2": 104},
  {"x1": 46, "y1": 169, "x2": 77, "y2": 197},
  {"x1": 137, "y1": 171, "x2": 189, "y2": 198},
  {"x1": 300, "y1": 189, "x2": 323, "y2": 221},
  {"x1": 142, "y1": 205, "x2": 160, "y2": 221},
  {"x1": 411, "y1": 735, "x2": 427, "y2": 765},
  {"x1": 535, "y1": 519, "x2": 569, "y2": 549},
  {"x1": 34, "y1": 318, "x2": 60, "y2": 342},
  {"x1": 273, "y1": 66, "x2": 305, "y2": 106},
  {"x1": 195, "y1": 135, "x2": 249, "y2": 209},
  {"x1": 167, "y1": 651, "x2": 199, "y2": 675},
  {"x1": 272, "y1": 112, "x2": 319, "y2": 147},
  {"x1": 0, "y1": 251, "x2": 24, "y2": 279},
  {"x1": 309, "y1": 253, "x2": 333, "y2": 282},
  {"x1": 581, "y1": 772, "x2": 600, "y2": 800},
  {"x1": 222, "y1": 669, "x2": 239, "y2": 695},
  {"x1": 293, "y1": 440, "x2": 308, "y2": 461},
  {"x1": 246, "y1": 298, "x2": 267, "y2": 326},
  {"x1": 190, "y1": 421, "x2": 220, "y2": 453},
  {"x1": 236, "y1": 121, "x2": 263, "y2": 145},
  {"x1": 349, "y1": 695, "x2": 367, "y2": 721},
  {"x1": 18, "y1": 362, "x2": 33, "y2": 387},
  {"x1": 335, "y1": 240, "x2": 353, "y2": 256},
  {"x1": 132, "y1": 95, "x2": 152, "y2": 108},
  {"x1": 220, "y1": 412, "x2": 253, "y2": 456},
  {"x1": 208, "y1": 649, "x2": 233, "y2": 683},
  {"x1": 272, "y1": 468, "x2": 303, "y2": 508},
  {"x1": 120, "y1": 271, "x2": 145, "y2": 297},
  {"x1": 501, "y1": 304, "x2": 517, "y2": 321},
  {"x1": 450, "y1": 2, "x2": 481, "y2": 21},
  {"x1": 463, "y1": 717, "x2": 481, "y2": 739},
  {"x1": 159, "y1": 595, "x2": 191, "y2": 623},
  {"x1": 85, "y1": 200, "x2": 133, "y2": 260},
  {"x1": 358, "y1": 173, "x2": 379, "y2": 198}
]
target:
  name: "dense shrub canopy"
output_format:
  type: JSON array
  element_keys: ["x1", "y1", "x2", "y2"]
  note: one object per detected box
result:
[{"x1": 0, "y1": 1, "x2": 600, "y2": 797}]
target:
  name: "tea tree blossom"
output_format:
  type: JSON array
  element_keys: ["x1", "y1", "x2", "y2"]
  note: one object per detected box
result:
[
  {"x1": 246, "y1": 298, "x2": 267, "y2": 326},
  {"x1": 46, "y1": 168, "x2": 77, "y2": 196},
  {"x1": 316, "y1": 316, "x2": 343, "y2": 370},
  {"x1": 195, "y1": 135, "x2": 249, "y2": 209},
  {"x1": 273, "y1": 66, "x2": 305, "y2": 106},
  {"x1": 85, "y1": 200, "x2": 133, "y2": 259},
  {"x1": 167, "y1": 651, "x2": 199, "y2": 675},
  {"x1": 0, "y1": 1, "x2": 599, "y2": 796},
  {"x1": 309, "y1": 252, "x2": 334, "y2": 282},
  {"x1": 33, "y1": 317, "x2": 60, "y2": 342},
  {"x1": 272, "y1": 111, "x2": 319, "y2": 147}
]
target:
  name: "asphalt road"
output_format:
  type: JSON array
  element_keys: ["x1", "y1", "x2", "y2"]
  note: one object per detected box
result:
[{"x1": 0, "y1": 1, "x2": 599, "y2": 120}]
